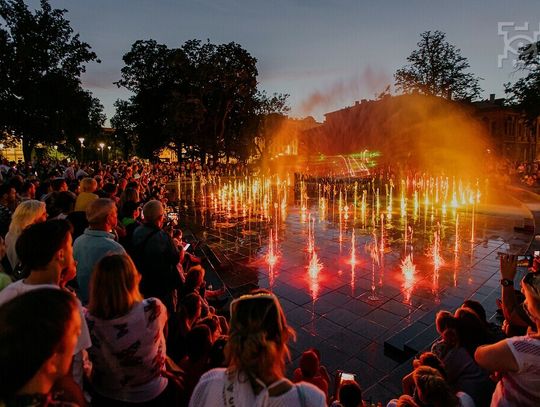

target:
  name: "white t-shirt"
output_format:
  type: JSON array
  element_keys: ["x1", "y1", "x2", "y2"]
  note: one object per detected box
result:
[
  {"x1": 491, "y1": 335, "x2": 540, "y2": 406},
  {"x1": 84, "y1": 298, "x2": 168, "y2": 403},
  {"x1": 189, "y1": 368, "x2": 326, "y2": 407},
  {"x1": 0, "y1": 281, "x2": 92, "y2": 385},
  {"x1": 387, "y1": 392, "x2": 475, "y2": 407}
]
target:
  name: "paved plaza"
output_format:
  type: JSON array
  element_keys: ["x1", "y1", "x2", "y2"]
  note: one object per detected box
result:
[{"x1": 183, "y1": 187, "x2": 536, "y2": 403}]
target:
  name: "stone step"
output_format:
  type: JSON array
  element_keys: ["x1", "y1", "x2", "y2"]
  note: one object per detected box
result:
[
  {"x1": 384, "y1": 321, "x2": 430, "y2": 362},
  {"x1": 403, "y1": 323, "x2": 439, "y2": 356}
]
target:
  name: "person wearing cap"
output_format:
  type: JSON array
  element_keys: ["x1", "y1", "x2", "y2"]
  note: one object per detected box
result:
[{"x1": 73, "y1": 198, "x2": 125, "y2": 304}]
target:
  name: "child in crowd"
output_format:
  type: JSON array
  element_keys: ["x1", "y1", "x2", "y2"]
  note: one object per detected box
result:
[
  {"x1": 401, "y1": 352, "x2": 446, "y2": 398},
  {"x1": 431, "y1": 310, "x2": 454, "y2": 360},
  {"x1": 292, "y1": 349, "x2": 330, "y2": 399},
  {"x1": 331, "y1": 380, "x2": 363, "y2": 407}
]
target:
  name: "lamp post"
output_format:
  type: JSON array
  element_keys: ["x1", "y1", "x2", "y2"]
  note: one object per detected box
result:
[
  {"x1": 107, "y1": 145, "x2": 111, "y2": 162},
  {"x1": 78, "y1": 138, "x2": 85, "y2": 162},
  {"x1": 53, "y1": 145, "x2": 58, "y2": 160},
  {"x1": 99, "y1": 142, "x2": 105, "y2": 162}
]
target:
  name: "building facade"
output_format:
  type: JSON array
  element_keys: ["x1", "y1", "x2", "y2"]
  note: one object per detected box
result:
[{"x1": 471, "y1": 94, "x2": 538, "y2": 162}]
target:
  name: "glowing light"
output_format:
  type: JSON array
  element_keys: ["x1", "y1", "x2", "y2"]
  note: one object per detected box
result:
[
  {"x1": 307, "y1": 215, "x2": 322, "y2": 301},
  {"x1": 367, "y1": 230, "x2": 380, "y2": 301},
  {"x1": 431, "y1": 224, "x2": 444, "y2": 270},
  {"x1": 401, "y1": 254, "x2": 416, "y2": 304},
  {"x1": 430, "y1": 224, "x2": 443, "y2": 295},
  {"x1": 470, "y1": 202, "x2": 476, "y2": 243},
  {"x1": 350, "y1": 228, "x2": 357, "y2": 266},
  {"x1": 400, "y1": 190, "x2": 407, "y2": 218},
  {"x1": 307, "y1": 213, "x2": 314, "y2": 254},
  {"x1": 350, "y1": 228, "x2": 357, "y2": 295},
  {"x1": 308, "y1": 251, "x2": 322, "y2": 300},
  {"x1": 266, "y1": 228, "x2": 278, "y2": 267},
  {"x1": 413, "y1": 190, "x2": 419, "y2": 219},
  {"x1": 454, "y1": 214, "x2": 459, "y2": 253}
]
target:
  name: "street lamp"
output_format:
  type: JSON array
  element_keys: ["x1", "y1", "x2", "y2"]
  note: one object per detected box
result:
[
  {"x1": 53, "y1": 145, "x2": 58, "y2": 160},
  {"x1": 99, "y1": 142, "x2": 105, "y2": 162},
  {"x1": 107, "y1": 145, "x2": 111, "y2": 162},
  {"x1": 78, "y1": 138, "x2": 85, "y2": 162}
]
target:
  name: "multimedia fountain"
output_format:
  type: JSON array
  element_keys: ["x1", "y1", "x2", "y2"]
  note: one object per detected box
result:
[{"x1": 173, "y1": 95, "x2": 535, "y2": 401}]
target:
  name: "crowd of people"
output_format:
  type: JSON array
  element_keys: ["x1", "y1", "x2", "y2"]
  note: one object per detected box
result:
[
  {"x1": 385, "y1": 254, "x2": 540, "y2": 407},
  {"x1": 0, "y1": 157, "x2": 539, "y2": 407},
  {"x1": 514, "y1": 161, "x2": 540, "y2": 188}
]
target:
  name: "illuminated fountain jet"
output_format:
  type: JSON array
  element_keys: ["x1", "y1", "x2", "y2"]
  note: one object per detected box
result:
[
  {"x1": 366, "y1": 230, "x2": 380, "y2": 301},
  {"x1": 349, "y1": 228, "x2": 358, "y2": 295},
  {"x1": 266, "y1": 228, "x2": 279, "y2": 288},
  {"x1": 401, "y1": 253, "x2": 416, "y2": 305},
  {"x1": 430, "y1": 223, "x2": 444, "y2": 295},
  {"x1": 307, "y1": 216, "x2": 322, "y2": 301}
]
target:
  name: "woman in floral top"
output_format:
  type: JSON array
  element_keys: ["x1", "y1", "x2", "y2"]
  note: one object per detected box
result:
[{"x1": 85, "y1": 254, "x2": 173, "y2": 405}]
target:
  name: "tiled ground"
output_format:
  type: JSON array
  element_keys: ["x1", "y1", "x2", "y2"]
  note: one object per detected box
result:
[{"x1": 184, "y1": 196, "x2": 533, "y2": 404}]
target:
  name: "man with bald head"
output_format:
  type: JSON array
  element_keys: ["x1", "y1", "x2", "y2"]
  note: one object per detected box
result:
[
  {"x1": 132, "y1": 199, "x2": 181, "y2": 312},
  {"x1": 73, "y1": 198, "x2": 126, "y2": 304}
]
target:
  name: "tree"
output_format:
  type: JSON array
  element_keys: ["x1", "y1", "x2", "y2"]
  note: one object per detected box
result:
[
  {"x1": 189, "y1": 40, "x2": 259, "y2": 163},
  {"x1": 252, "y1": 91, "x2": 290, "y2": 160},
  {"x1": 395, "y1": 30, "x2": 482, "y2": 101},
  {"x1": 114, "y1": 38, "x2": 289, "y2": 162},
  {"x1": 114, "y1": 39, "x2": 177, "y2": 158},
  {"x1": 505, "y1": 41, "x2": 540, "y2": 125},
  {"x1": 110, "y1": 99, "x2": 137, "y2": 159},
  {"x1": 0, "y1": 0, "x2": 103, "y2": 161}
]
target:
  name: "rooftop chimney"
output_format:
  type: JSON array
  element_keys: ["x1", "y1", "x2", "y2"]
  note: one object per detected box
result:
[
  {"x1": 355, "y1": 100, "x2": 360, "y2": 106},
  {"x1": 489, "y1": 94, "x2": 495, "y2": 102}
]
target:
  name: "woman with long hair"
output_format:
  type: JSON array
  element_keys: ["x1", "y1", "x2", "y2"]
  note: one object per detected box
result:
[
  {"x1": 5, "y1": 199, "x2": 46, "y2": 270},
  {"x1": 189, "y1": 289, "x2": 325, "y2": 407},
  {"x1": 119, "y1": 188, "x2": 140, "y2": 218},
  {"x1": 413, "y1": 366, "x2": 474, "y2": 407},
  {"x1": 85, "y1": 254, "x2": 174, "y2": 405}
]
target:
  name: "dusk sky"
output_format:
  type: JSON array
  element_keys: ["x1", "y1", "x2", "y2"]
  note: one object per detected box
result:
[{"x1": 27, "y1": 1, "x2": 540, "y2": 123}]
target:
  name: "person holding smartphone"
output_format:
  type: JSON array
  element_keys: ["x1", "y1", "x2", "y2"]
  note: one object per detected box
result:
[
  {"x1": 498, "y1": 254, "x2": 537, "y2": 333},
  {"x1": 330, "y1": 377, "x2": 362, "y2": 407}
]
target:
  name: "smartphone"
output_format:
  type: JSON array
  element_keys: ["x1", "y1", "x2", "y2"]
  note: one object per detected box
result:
[
  {"x1": 535, "y1": 251, "x2": 540, "y2": 257},
  {"x1": 183, "y1": 243, "x2": 191, "y2": 251},
  {"x1": 517, "y1": 255, "x2": 533, "y2": 267},
  {"x1": 340, "y1": 372, "x2": 355, "y2": 384}
]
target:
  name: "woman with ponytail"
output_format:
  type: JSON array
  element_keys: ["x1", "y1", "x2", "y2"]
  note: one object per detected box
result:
[{"x1": 189, "y1": 289, "x2": 325, "y2": 407}]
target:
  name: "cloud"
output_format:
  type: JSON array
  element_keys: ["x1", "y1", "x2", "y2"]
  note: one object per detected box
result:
[
  {"x1": 81, "y1": 68, "x2": 122, "y2": 90},
  {"x1": 299, "y1": 66, "x2": 391, "y2": 114}
]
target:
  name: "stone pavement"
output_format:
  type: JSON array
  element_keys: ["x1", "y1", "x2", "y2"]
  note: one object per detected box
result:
[{"x1": 184, "y1": 191, "x2": 534, "y2": 404}]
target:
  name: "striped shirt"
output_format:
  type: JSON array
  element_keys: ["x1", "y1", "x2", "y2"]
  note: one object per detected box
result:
[{"x1": 491, "y1": 335, "x2": 540, "y2": 406}]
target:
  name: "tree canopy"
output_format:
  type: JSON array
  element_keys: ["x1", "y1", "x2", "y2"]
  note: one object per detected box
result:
[
  {"x1": 0, "y1": 0, "x2": 104, "y2": 161},
  {"x1": 395, "y1": 30, "x2": 482, "y2": 101},
  {"x1": 505, "y1": 41, "x2": 540, "y2": 126},
  {"x1": 113, "y1": 39, "x2": 289, "y2": 162}
]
